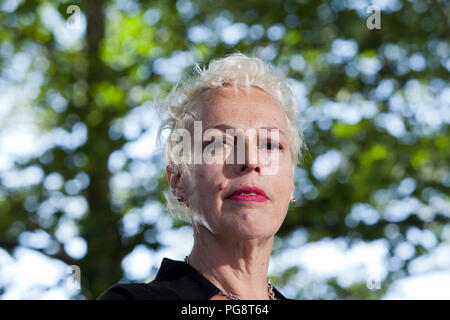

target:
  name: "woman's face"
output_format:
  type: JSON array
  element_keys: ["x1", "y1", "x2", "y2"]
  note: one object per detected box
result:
[{"x1": 178, "y1": 86, "x2": 295, "y2": 240}]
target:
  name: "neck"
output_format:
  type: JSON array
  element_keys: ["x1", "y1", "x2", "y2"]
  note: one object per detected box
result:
[{"x1": 188, "y1": 224, "x2": 274, "y2": 300}]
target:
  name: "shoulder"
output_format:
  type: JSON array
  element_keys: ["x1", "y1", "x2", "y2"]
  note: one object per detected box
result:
[{"x1": 97, "y1": 282, "x2": 181, "y2": 300}]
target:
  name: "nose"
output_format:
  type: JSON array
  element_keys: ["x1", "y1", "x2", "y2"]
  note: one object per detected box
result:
[
  {"x1": 239, "y1": 163, "x2": 261, "y2": 174},
  {"x1": 234, "y1": 133, "x2": 261, "y2": 175}
]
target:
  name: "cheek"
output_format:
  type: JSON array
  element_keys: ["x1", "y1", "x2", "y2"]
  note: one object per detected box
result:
[
  {"x1": 192, "y1": 165, "x2": 223, "y2": 203},
  {"x1": 194, "y1": 164, "x2": 218, "y2": 183},
  {"x1": 271, "y1": 163, "x2": 294, "y2": 198},
  {"x1": 271, "y1": 152, "x2": 293, "y2": 175}
]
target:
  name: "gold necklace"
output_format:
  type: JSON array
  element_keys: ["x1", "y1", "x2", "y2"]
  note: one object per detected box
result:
[{"x1": 184, "y1": 255, "x2": 277, "y2": 300}]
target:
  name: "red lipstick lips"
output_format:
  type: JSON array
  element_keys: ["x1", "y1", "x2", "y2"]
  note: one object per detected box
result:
[{"x1": 226, "y1": 186, "x2": 267, "y2": 202}]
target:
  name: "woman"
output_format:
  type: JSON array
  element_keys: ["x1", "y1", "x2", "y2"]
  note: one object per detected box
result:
[{"x1": 98, "y1": 53, "x2": 304, "y2": 300}]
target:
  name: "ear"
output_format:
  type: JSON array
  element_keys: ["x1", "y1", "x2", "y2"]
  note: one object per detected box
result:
[
  {"x1": 290, "y1": 180, "x2": 295, "y2": 200},
  {"x1": 166, "y1": 165, "x2": 190, "y2": 208},
  {"x1": 290, "y1": 164, "x2": 296, "y2": 196},
  {"x1": 166, "y1": 165, "x2": 181, "y2": 194}
]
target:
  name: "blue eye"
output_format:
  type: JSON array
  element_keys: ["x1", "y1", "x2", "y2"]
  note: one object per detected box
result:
[
  {"x1": 216, "y1": 141, "x2": 227, "y2": 147},
  {"x1": 211, "y1": 139, "x2": 231, "y2": 148},
  {"x1": 262, "y1": 140, "x2": 282, "y2": 150}
]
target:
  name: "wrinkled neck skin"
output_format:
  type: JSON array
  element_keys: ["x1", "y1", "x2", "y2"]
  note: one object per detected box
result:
[{"x1": 188, "y1": 221, "x2": 274, "y2": 300}]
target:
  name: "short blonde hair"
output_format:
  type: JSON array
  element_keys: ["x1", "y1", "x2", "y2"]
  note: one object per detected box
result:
[{"x1": 156, "y1": 52, "x2": 305, "y2": 223}]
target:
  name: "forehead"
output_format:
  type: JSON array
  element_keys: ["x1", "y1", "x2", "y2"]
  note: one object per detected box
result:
[{"x1": 192, "y1": 86, "x2": 288, "y2": 131}]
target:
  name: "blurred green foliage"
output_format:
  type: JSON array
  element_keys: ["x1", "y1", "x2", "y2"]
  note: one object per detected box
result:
[{"x1": 0, "y1": 0, "x2": 448, "y2": 299}]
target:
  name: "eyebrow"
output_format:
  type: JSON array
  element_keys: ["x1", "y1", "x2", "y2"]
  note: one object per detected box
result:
[{"x1": 204, "y1": 124, "x2": 288, "y2": 139}]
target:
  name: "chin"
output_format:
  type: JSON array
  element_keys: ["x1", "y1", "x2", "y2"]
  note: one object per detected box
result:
[{"x1": 223, "y1": 216, "x2": 275, "y2": 239}]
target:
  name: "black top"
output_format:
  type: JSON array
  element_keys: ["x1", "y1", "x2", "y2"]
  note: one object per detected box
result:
[{"x1": 97, "y1": 257, "x2": 290, "y2": 300}]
